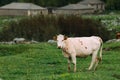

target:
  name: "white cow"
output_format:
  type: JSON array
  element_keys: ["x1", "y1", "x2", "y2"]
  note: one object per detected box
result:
[{"x1": 54, "y1": 34, "x2": 103, "y2": 72}]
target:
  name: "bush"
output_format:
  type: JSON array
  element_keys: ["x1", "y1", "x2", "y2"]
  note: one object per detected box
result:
[
  {"x1": 57, "y1": 15, "x2": 110, "y2": 41},
  {"x1": 0, "y1": 15, "x2": 110, "y2": 42},
  {"x1": 0, "y1": 15, "x2": 58, "y2": 41}
]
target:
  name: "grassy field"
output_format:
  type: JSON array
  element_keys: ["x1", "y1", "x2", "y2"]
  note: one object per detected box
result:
[{"x1": 0, "y1": 42, "x2": 120, "y2": 80}]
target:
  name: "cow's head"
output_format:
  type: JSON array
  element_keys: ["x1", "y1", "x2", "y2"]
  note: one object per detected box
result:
[{"x1": 53, "y1": 34, "x2": 67, "y2": 49}]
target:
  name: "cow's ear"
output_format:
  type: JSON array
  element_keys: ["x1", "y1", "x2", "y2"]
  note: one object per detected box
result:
[
  {"x1": 64, "y1": 36, "x2": 68, "y2": 40},
  {"x1": 53, "y1": 36, "x2": 57, "y2": 41}
]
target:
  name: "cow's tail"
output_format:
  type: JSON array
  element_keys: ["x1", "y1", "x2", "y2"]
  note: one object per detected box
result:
[{"x1": 98, "y1": 38, "x2": 103, "y2": 62}]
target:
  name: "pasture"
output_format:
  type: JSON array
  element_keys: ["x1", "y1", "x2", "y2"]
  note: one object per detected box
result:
[{"x1": 0, "y1": 42, "x2": 120, "y2": 80}]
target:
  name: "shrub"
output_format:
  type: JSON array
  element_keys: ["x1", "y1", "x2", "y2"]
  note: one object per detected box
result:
[
  {"x1": 57, "y1": 15, "x2": 110, "y2": 41},
  {"x1": 0, "y1": 15, "x2": 110, "y2": 42}
]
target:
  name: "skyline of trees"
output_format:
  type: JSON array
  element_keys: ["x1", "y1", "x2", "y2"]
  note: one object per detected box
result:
[
  {"x1": 0, "y1": 0, "x2": 120, "y2": 10},
  {"x1": 0, "y1": 0, "x2": 82, "y2": 7},
  {"x1": 101, "y1": 0, "x2": 120, "y2": 10}
]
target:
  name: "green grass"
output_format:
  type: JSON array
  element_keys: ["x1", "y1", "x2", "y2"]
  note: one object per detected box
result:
[{"x1": 0, "y1": 42, "x2": 120, "y2": 80}]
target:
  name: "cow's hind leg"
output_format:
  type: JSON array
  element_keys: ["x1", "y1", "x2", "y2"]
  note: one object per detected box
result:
[
  {"x1": 94, "y1": 57, "x2": 101, "y2": 71},
  {"x1": 88, "y1": 50, "x2": 98, "y2": 70},
  {"x1": 93, "y1": 57, "x2": 99, "y2": 71}
]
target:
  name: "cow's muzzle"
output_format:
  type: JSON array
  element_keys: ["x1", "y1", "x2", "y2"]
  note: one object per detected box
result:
[{"x1": 57, "y1": 46, "x2": 61, "y2": 49}]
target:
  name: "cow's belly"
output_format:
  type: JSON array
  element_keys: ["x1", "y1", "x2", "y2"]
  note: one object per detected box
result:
[
  {"x1": 75, "y1": 48, "x2": 92, "y2": 57},
  {"x1": 76, "y1": 52, "x2": 91, "y2": 58}
]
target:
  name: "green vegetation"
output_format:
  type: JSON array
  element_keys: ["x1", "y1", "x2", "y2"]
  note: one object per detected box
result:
[
  {"x1": 102, "y1": 0, "x2": 120, "y2": 10},
  {"x1": 0, "y1": 15, "x2": 109, "y2": 41},
  {"x1": 0, "y1": 16, "x2": 25, "y2": 32},
  {"x1": 0, "y1": 0, "x2": 120, "y2": 10},
  {"x1": 0, "y1": 0, "x2": 82, "y2": 7},
  {"x1": 0, "y1": 14, "x2": 119, "y2": 41},
  {"x1": 0, "y1": 42, "x2": 120, "y2": 80},
  {"x1": 82, "y1": 14, "x2": 120, "y2": 39}
]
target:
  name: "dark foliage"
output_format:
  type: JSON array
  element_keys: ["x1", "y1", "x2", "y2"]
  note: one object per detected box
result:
[
  {"x1": 57, "y1": 15, "x2": 110, "y2": 41},
  {"x1": 0, "y1": 0, "x2": 82, "y2": 7},
  {"x1": 0, "y1": 0, "x2": 120, "y2": 10},
  {"x1": 0, "y1": 15, "x2": 110, "y2": 42}
]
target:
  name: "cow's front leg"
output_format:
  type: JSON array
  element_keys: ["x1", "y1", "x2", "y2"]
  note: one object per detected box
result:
[
  {"x1": 68, "y1": 57, "x2": 71, "y2": 72},
  {"x1": 71, "y1": 55, "x2": 76, "y2": 72}
]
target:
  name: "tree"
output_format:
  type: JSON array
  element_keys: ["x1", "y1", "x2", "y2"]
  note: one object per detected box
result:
[
  {"x1": 105, "y1": 0, "x2": 120, "y2": 10},
  {"x1": 0, "y1": 0, "x2": 119, "y2": 10},
  {"x1": 0, "y1": 0, "x2": 17, "y2": 6},
  {"x1": 0, "y1": 0, "x2": 82, "y2": 7}
]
